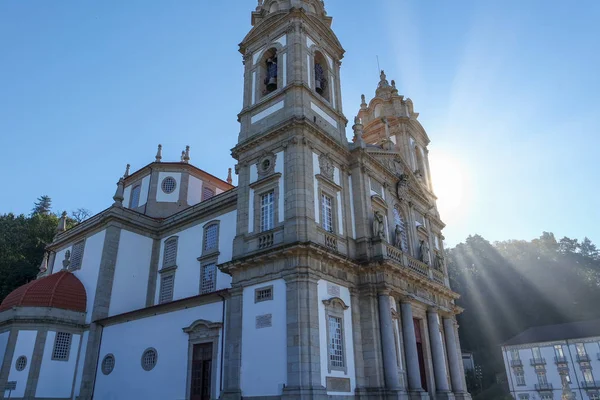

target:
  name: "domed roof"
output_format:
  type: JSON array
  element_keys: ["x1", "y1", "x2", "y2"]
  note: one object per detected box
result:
[{"x1": 0, "y1": 271, "x2": 87, "y2": 313}]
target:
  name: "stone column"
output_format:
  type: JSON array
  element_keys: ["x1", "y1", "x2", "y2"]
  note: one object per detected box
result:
[
  {"x1": 427, "y1": 309, "x2": 450, "y2": 392},
  {"x1": 400, "y1": 300, "x2": 422, "y2": 391},
  {"x1": 221, "y1": 287, "x2": 243, "y2": 400},
  {"x1": 443, "y1": 318, "x2": 464, "y2": 393},
  {"x1": 378, "y1": 293, "x2": 401, "y2": 389}
]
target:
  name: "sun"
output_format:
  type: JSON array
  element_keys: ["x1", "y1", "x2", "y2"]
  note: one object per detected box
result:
[{"x1": 429, "y1": 152, "x2": 470, "y2": 223}]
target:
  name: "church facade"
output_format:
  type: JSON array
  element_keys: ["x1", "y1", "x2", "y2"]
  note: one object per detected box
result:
[{"x1": 0, "y1": 2, "x2": 472, "y2": 400}]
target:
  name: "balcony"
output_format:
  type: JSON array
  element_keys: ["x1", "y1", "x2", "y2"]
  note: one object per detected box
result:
[
  {"x1": 383, "y1": 244, "x2": 447, "y2": 284},
  {"x1": 535, "y1": 383, "x2": 553, "y2": 391},
  {"x1": 555, "y1": 355, "x2": 568, "y2": 364},
  {"x1": 580, "y1": 381, "x2": 600, "y2": 389},
  {"x1": 530, "y1": 358, "x2": 547, "y2": 366},
  {"x1": 577, "y1": 354, "x2": 591, "y2": 362},
  {"x1": 510, "y1": 359, "x2": 523, "y2": 367}
]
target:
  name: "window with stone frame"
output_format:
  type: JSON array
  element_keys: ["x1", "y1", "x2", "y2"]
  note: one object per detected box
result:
[
  {"x1": 203, "y1": 222, "x2": 219, "y2": 253},
  {"x1": 583, "y1": 368, "x2": 595, "y2": 384},
  {"x1": 159, "y1": 272, "x2": 175, "y2": 304},
  {"x1": 130, "y1": 185, "x2": 141, "y2": 208},
  {"x1": 576, "y1": 343, "x2": 587, "y2": 357},
  {"x1": 52, "y1": 332, "x2": 72, "y2": 361},
  {"x1": 254, "y1": 285, "x2": 273, "y2": 303},
  {"x1": 202, "y1": 186, "x2": 215, "y2": 201},
  {"x1": 323, "y1": 297, "x2": 349, "y2": 373},
  {"x1": 70, "y1": 240, "x2": 85, "y2": 271},
  {"x1": 321, "y1": 193, "x2": 334, "y2": 233},
  {"x1": 163, "y1": 237, "x2": 178, "y2": 268},
  {"x1": 511, "y1": 349, "x2": 520, "y2": 360},
  {"x1": 200, "y1": 263, "x2": 217, "y2": 294},
  {"x1": 260, "y1": 190, "x2": 275, "y2": 232},
  {"x1": 537, "y1": 371, "x2": 548, "y2": 385},
  {"x1": 515, "y1": 370, "x2": 526, "y2": 386}
]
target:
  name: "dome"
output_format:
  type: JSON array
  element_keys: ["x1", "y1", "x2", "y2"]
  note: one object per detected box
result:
[{"x1": 0, "y1": 271, "x2": 87, "y2": 313}]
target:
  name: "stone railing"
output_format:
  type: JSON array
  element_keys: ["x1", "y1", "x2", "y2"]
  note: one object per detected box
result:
[
  {"x1": 576, "y1": 354, "x2": 591, "y2": 362},
  {"x1": 534, "y1": 383, "x2": 553, "y2": 391},
  {"x1": 530, "y1": 357, "x2": 546, "y2": 366},
  {"x1": 384, "y1": 244, "x2": 445, "y2": 284},
  {"x1": 510, "y1": 359, "x2": 523, "y2": 367},
  {"x1": 554, "y1": 355, "x2": 568, "y2": 364},
  {"x1": 406, "y1": 256, "x2": 429, "y2": 278},
  {"x1": 386, "y1": 245, "x2": 404, "y2": 264},
  {"x1": 258, "y1": 232, "x2": 274, "y2": 249},
  {"x1": 324, "y1": 233, "x2": 338, "y2": 251},
  {"x1": 432, "y1": 269, "x2": 445, "y2": 284},
  {"x1": 581, "y1": 381, "x2": 600, "y2": 389}
]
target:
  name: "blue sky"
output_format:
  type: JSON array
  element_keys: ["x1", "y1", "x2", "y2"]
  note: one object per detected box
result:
[{"x1": 1, "y1": 1, "x2": 598, "y2": 247}]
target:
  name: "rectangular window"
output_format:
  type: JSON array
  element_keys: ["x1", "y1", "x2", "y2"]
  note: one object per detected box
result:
[
  {"x1": 583, "y1": 369, "x2": 594, "y2": 384},
  {"x1": 203, "y1": 224, "x2": 218, "y2": 252},
  {"x1": 511, "y1": 349, "x2": 520, "y2": 360},
  {"x1": 70, "y1": 240, "x2": 85, "y2": 270},
  {"x1": 321, "y1": 194, "x2": 334, "y2": 233},
  {"x1": 254, "y1": 286, "x2": 273, "y2": 303},
  {"x1": 515, "y1": 372, "x2": 526, "y2": 386},
  {"x1": 328, "y1": 315, "x2": 344, "y2": 369},
  {"x1": 260, "y1": 191, "x2": 275, "y2": 232},
  {"x1": 159, "y1": 274, "x2": 174, "y2": 304},
  {"x1": 577, "y1": 343, "x2": 587, "y2": 357},
  {"x1": 537, "y1": 372, "x2": 548, "y2": 385},
  {"x1": 200, "y1": 263, "x2": 217, "y2": 294},
  {"x1": 130, "y1": 185, "x2": 141, "y2": 208},
  {"x1": 52, "y1": 332, "x2": 72, "y2": 361},
  {"x1": 202, "y1": 187, "x2": 215, "y2": 201},
  {"x1": 554, "y1": 345, "x2": 564, "y2": 357},
  {"x1": 163, "y1": 237, "x2": 178, "y2": 267},
  {"x1": 532, "y1": 347, "x2": 542, "y2": 359}
]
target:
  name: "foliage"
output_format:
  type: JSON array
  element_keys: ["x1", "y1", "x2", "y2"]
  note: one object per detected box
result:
[
  {"x1": 31, "y1": 195, "x2": 52, "y2": 215},
  {"x1": 71, "y1": 208, "x2": 92, "y2": 223},
  {"x1": 448, "y1": 233, "x2": 600, "y2": 395}
]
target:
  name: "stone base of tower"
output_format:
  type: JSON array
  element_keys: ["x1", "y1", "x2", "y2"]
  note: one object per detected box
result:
[
  {"x1": 220, "y1": 389, "x2": 242, "y2": 400},
  {"x1": 407, "y1": 390, "x2": 430, "y2": 400},
  {"x1": 282, "y1": 385, "x2": 328, "y2": 400},
  {"x1": 452, "y1": 392, "x2": 472, "y2": 400},
  {"x1": 356, "y1": 387, "x2": 410, "y2": 400},
  {"x1": 433, "y1": 391, "x2": 455, "y2": 400}
]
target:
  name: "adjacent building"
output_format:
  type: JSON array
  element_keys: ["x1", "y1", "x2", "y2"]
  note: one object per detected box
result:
[
  {"x1": 502, "y1": 319, "x2": 600, "y2": 400},
  {"x1": 0, "y1": 1, "x2": 473, "y2": 400}
]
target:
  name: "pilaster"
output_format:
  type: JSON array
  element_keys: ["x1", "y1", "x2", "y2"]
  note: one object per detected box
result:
[
  {"x1": 400, "y1": 300, "x2": 424, "y2": 395},
  {"x1": 378, "y1": 292, "x2": 401, "y2": 390},
  {"x1": 221, "y1": 287, "x2": 243, "y2": 400},
  {"x1": 23, "y1": 329, "x2": 48, "y2": 398},
  {"x1": 0, "y1": 328, "x2": 18, "y2": 400},
  {"x1": 426, "y1": 309, "x2": 452, "y2": 398}
]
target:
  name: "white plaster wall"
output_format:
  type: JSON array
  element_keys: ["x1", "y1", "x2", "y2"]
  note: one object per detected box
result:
[
  {"x1": 0, "y1": 331, "x2": 8, "y2": 368},
  {"x1": 275, "y1": 151, "x2": 285, "y2": 224},
  {"x1": 6, "y1": 330, "x2": 37, "y2": 398},
  {"x1": 123, "y1": 185, "x2": 132, "y2": 208},
  {"x1": 188, "y1": 175, "x2": 203, "y2": 206},
  {"x1": 36, "y1": 331, "x2": 81, "y2": 398},
  {"x1": 240, "y1": 279, "x2": 287, "y2": 396},
  {"x1": 317, "y1": 280, "x2": 355, "y2": 394},
  {"x1": 54, "y1": 230, "x2": 106, "y2": 324},
  {"x1": 94, "y1": 303, "x2": 224, "y2": 400},
  {"x1": 156, "y1": 172, "x2": 181, "y2": 203},
  {"x1": 154, "y1": 211, "x2": 236, "y2": 304},
  {"x1": 73, "y1": 330, "x2": 88, "y2": 398},
  {"x1": 109, "y1": 230, "x2": 153, "y2": 316},
  {"x1": 139, "y1": 174, "x2": 151, "y2": 206}
]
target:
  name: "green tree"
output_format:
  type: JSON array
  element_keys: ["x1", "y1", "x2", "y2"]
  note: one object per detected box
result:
[
  {"x1": 580, "y1": 237, "x2": 599, "y2": 260},
  {"x1": 31, "y1": 195, "x2": 52, "y2": 215}
]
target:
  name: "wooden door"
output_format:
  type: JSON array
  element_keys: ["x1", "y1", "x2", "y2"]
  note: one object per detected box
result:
[{"x1": 190, "y1": 343, "x2": 213, "y2": 400}]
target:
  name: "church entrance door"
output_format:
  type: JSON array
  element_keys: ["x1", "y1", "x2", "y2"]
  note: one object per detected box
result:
[
  {"x1": 413, "y1": 318, "x2": 428, "y2": 391},
  {"x1": 190, "y1": 342, "x2": 213, "y2": 400}
]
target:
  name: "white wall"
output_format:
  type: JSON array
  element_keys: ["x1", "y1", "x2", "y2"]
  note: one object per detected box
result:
[
  {"x1": 73, "y1": 330, "x2": 89, "y2": 398},
  {"x1": 317, "y1": 280, "x2": 355, "y2": 394},
  {"x1": 139, "y1": 174, "x2": 151, "y2": 206},
  {"x1": 36, "y1": 331, "x2": 81, "y2": 398},
  {"x1": 109, "y1": 230, "x2": 153, "y2": 316},
  {"x1": 94, "y1": 303, "x2": 224, "y2": 400},
  {"x1": 156, "y1": 172, "x2": 181, "y2": 203},
  {"x1": 54, "y1": 229, "x2": 106, "y2": 324},
  {"x1": 0, "y1": 331, "x2": 8, "y2": 369},
  {"x1": 240, "y1": 279, "x2": 287, "y2": 396},
  {"x1": 188, "y1": 175, "x2": 203, "y2": 206},
  {"x1": 6, "y1": 330, "x2": 37, "y2": 398},
  {"x1": 154, "y1": 211, "x2": 236, "y2": 304}
]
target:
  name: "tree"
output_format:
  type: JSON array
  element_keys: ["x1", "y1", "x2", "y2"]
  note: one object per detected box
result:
[
  {"x1": 580, "y1": 237, "x2": 599, "y2": 260},
  {"x1": 31, "y1": 195, "x2": 52, "y2": 215},
  {"x1": 559, "y1": 237, "x2": 579, "y2": 254},
  {"x1": 71, "y1": 208, "x2": 92, "y2": 223}
]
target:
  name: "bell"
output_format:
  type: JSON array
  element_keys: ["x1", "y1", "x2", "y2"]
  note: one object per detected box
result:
[
  {"x1": 266, "y1": 77, "x2": 277, "y2": 92},
  {"x1": 315, "y1": 79, "x2": 323, "y2": 94}
]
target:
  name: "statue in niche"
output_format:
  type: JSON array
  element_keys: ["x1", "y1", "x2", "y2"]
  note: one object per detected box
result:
[
  {"x1": 372, "y1": 211, "x2": 385, "y2": 240},
  {"x1": 62, "y1": 250, "x2": 71, "y2": 270},
  {"x1": 419, "y1": 240, "x2": 430, "y2": 265},
  {"x1": 315, "y1": 62, "x2": 327, "y2": 95},
  {"x1": 265, "y1": 56, "x2": 278, "y2": 92},
  {"x1": 394, "y1": 225, "x2": 405, "y2": 250},
  {"x1": 434, "y1": 252, "x2": 445, "y2": 271}
]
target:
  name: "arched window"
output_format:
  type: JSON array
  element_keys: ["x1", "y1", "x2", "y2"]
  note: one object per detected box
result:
[
  {"x1": 393, "y1": 206, "x2": 409, "y2": 252},
  {"x1": 130, "y1": 185, "x2": 141, "y2": 208},
  {"x1": 260, "y1": 48, "x2": 278, "y2": 97},
  {"x1": 314, "y1": 51, "x2": 330, "y2": 102}
]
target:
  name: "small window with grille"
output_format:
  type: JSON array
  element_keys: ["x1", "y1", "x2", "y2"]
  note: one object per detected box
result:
[
  {"x1": 15, "y1": 356, "x2": 27, "y2": 371},
  {"x1": 141, "y1": 348, "x2": 158, "y2": 371},
  {"x1": 161, "y1": 177, "x2": 177, "y2": 194},
  {"x1": 321, "y1": 194, "x2": 334, "y2": 233},
  {"x1": 101, "y1": 354, "x2": 115, "y2": 375},
  {"x1": 260, "y1": 191, "x2": 275, "y2": 232},
  {"x1": 200, "y1": 263, "x2": 217, "y2": 294},
  {"x1": 52, "y1": 332, "x2": 72, "y2": 361},
  {"x1": 130, "y1": 185, "x2": 141, "y2": 208},
  {"x1": 328, "y1": 315, "x2": 344, "y2": 369},
  {"x1": 159, "y1": 274, "x2": 175, "y2": 304},
  {"x1": 163, "y1": 237, "x2": 178, "y2": 268},
  {"x1": 203, "y1": 223, "x2": 219, "y2": 252},
  {"x1": 202, "y1": 187, "x2": 215, "y2": 201},
  {"x1": 515, "y1": 371, "x2": 526, "y2": 386},
  {"x1": 70, "y1": 241, "x2": 85, "y2": 270},
  {"x1": 254, "y1": 286, "x2": 273, "y2": 303}
]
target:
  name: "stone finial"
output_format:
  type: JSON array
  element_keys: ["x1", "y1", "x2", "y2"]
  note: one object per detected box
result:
[
  {"x1": 391, "y1": 79, "x2": 399, "y2": 95},
  {"x1": 124, "y1": 163, "x2": 131, "y2": 178},
  {"x1": 183, "y1": 145, "x2": 190, "y2": 163},
  {"x1": 360, "y1": 94, "x2": 367, "y2": 110},
  {"x1": 180, "y1": 150, "x2": 185, "y2": 162},
  {"x1": 57, "y1": 211, "x2": 68, "y2": 234},
  {"x1": 39, "y1": 252, "x2": 48, "y2": 273},
  {"x1": 155, "y1": 144, "x2": 163, "y2": 163},
  {"x1": 227, "y1": 168, "x2": 233, "y2": 185},
  {"x1": 378, "y1": 70, "x2": 390, "y2": 89},
  {"x1": 352, "y1": 116, "x2": 366, "y2": 148},
  {"x1": 113, "y1": 178, "x2": 125, "y2": 207}
]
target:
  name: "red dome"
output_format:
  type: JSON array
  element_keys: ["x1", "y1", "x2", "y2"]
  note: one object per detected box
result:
[{"x1": 0, "y1": 271, "x2": 87, "y2": 313}]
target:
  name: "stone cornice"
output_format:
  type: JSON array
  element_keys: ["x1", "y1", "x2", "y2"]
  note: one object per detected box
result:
[{"x1": 124, "y1": 161, "x2": 234, "y2": 191}]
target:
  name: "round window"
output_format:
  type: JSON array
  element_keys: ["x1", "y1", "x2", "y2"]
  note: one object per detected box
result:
[
  {"x1": 101, "y1": 354, "x2": 115, "y2": 375},
  {"x1": 141, "y1": 348, "x2": 158, "y2": 371},
  {"x1": 161, "y1": 177, "x2": 177, "y2": 194},
  {"x1": 15, "y1": 356, "x2": 27, "y2": 371}
]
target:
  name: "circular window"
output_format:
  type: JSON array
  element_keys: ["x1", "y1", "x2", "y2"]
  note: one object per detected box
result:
[
  {"x1": 161, "y1": 177, "x2": 177, "y2": 194},
  {"x1": 141, "y1": 348, "x2": 158, "y2": 371},
  {"x1": 101, "y1": 354, "x2": 115, "y2": 375},
  {"x1": 15, "y1": 356, "x2": 27, "y2": 371}
]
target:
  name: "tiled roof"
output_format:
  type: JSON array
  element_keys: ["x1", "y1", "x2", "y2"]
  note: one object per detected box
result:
[
  {"x1": 0, "y1": 271, "x2": 87, "y2": 313},
  {"x1": 503, "y1": 319, "x2": 600, "y2": 346}
]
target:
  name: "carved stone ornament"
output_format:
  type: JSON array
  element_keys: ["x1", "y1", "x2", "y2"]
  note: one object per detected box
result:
[
  {"x1": 322, "y1": 297, "x2": 349, "y2": 310},
  {"x1": 372, "y1": 210, "x2": 385, "y2": 240},
  {"x1": 419, "y1": 240, "x2": 431, "y2": 265},
  {"x1": 257, "y1": 152, "x2": 276, "y2": 178},
  {"x1": 318, "y1": 153, "x2": 335, "y2": 180},
  {"x1": 394, "y1": 225, "x2": 405, "y2": 251},
  {"x1": 396, "y1": 173, "x2": 410, "y2": 200}
]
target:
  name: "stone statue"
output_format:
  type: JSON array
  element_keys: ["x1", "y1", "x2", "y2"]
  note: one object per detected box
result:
[
  {"x1": 372, "y1": 211, "x2": 385, "y2": 240},
  {"x1": 434, "y1": 252, "x2": 444, "y2": 271},
  {"x1": 419, "y1": 240, "x2": 430, "y2": 265},
  {"x1": 394, "y1": 225, "x2": 404, "y2": 250}
]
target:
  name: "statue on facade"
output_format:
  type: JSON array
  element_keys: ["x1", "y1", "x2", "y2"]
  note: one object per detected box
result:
[
  {"x1": 394, "y1": 225, "x2": 404, "y2": 250},
  {"x1": 265, "y1": 56, "x2": 278, "y2": 92},
  {"x1": 315, "y1": 62, "x2": 327, "y2": 95},
  {"x1": 434, "y1": 251, "x2": 444, "y2": 271},
  {"x1": 419, "y1": 240, "x2": 430, "y2": 265},
  {"x1": 372, "y1": 211, "x2": 385, "y2": 240}
]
